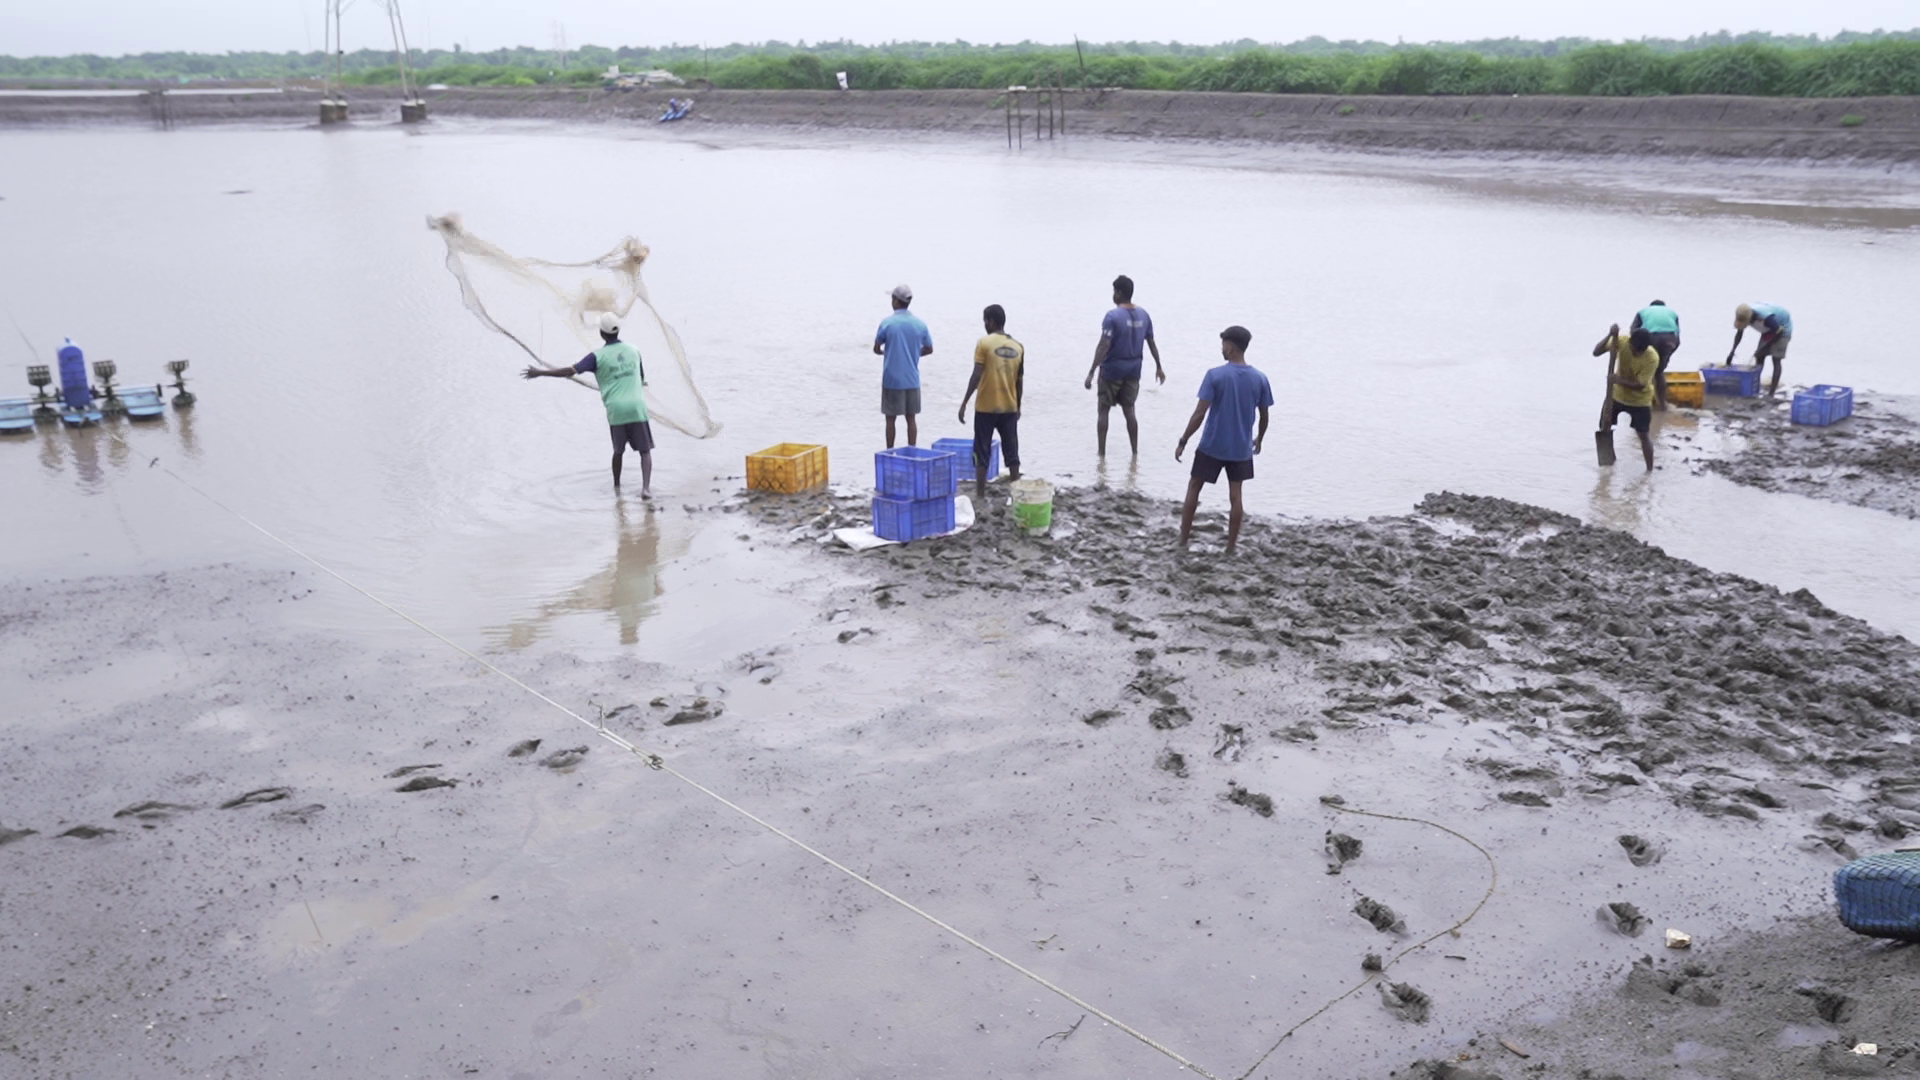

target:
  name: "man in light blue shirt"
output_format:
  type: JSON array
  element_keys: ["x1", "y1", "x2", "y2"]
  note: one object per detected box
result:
[
  {"x1": 1175, "y1": 325, "x2": 1272, "y2": 556},
  {"x1": 1728, "y1": 302, "x2": 1792, "y2": 396},
  {"x1": 873, "y1": 283, "x2": 934, "y2": 448}
]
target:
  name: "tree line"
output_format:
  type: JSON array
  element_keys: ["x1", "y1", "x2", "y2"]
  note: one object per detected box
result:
[{"x1": 3, "y1": 33, "x2": 1916, "y2": 97}]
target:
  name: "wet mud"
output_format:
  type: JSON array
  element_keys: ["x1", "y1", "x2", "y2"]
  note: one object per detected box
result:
[
  {"x1": 7, "y1": 485, "x2": 1920, "y2": 1078},
  {"x1": 1410, "y1": 915, "x2": 1920, "y2": 1080},
  {"x1": 6, "y1": 85, "x2": 1919, "y2": 166},
  {"x1": 1697, "y1": 392, "x2": 1920, "y2": 520}
]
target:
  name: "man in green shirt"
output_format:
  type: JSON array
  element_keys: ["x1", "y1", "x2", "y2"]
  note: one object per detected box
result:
[
  {"x1": 524, "y1": 312, "x2": 653, "y2": 496},
  {"x1": 1593, "y1": 322, "x2": 1658, "y2": 472}
]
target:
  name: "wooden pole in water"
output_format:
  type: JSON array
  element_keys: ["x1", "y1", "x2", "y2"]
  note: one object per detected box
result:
[
  {"x1": 1006, "y1": 91, "x2": 1012, "y2": 148},
  {"x1": 1016, "y1": 91, "x2": 1023, "y2": 148}
]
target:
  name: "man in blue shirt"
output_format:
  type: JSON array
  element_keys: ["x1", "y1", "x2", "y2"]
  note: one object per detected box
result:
[
  {"x1": 1082, "y1": 274, "x2": 1165, "y2": 457},
  {"x1": 1728, "y1": 302, "x2": 1792, "y2": 396},
  {"x1": 1175, "y1": 326, "x2": 1272, "y2": 556},
  {"x1": 873, "y1": 283, "x2": 934, "y2": 448}
]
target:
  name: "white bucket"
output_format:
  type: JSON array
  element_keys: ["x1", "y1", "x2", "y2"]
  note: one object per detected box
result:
[{"x1": 1010, "y1": 478, "x2": 1054, "y2": 535}]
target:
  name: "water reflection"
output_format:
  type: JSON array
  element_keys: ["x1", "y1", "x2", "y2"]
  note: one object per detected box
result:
[
  {"x1": 13, "y1": 407, "x2": 200, "y2": 488},
  {"x1": 498, "y1": 498, "x2": 690, "y2": 648}
]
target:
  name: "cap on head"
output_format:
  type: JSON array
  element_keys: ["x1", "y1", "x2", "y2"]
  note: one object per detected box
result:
[
  {"x1": 1220, "y1": 325, "x2": 1252, "y2": 351},
  {"x1": 598, "y1": 311, "x2": 621, "y2": 335},
  {"x1": 890, "y1": 284, "x2": 913, "y2": 304},
  {"x1": 1733, "y1": 303, "x2": 1754, "y2": 329}
]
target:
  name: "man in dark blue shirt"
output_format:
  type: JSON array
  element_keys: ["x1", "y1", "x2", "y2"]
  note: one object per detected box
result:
[{"x1": 1082, "y1": 274, "x2": 1165, "y2": 457}]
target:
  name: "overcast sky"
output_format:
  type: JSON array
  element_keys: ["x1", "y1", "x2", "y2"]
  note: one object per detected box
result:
[{"x1": 6, "y1": 0, "x2": 1917, "y2": 56}]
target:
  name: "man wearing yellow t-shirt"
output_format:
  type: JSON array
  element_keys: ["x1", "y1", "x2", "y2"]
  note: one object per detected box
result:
[
  {"x1": 1593, "y1": 322, "x2": 1659, "y2": 472},
  {"x1": 957, "y1": 303, "x2": 1024, "y2": 504}
]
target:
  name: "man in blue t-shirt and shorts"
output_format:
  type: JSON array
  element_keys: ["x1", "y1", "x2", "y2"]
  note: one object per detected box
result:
[
  {"x1": 1175, "y1": 325, "x2": 1272, "y2": 556},
  {"x1": 1082, "y1": 274, "x2": 1165, "y2": 457},
  {"x1": 873, "y1": 283, "x2": 934, "y2": 448}
]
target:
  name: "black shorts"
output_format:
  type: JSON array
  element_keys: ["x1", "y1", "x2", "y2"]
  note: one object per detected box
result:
[
  {"x1": 1606, "y1": 402, "x2": 1652, "y2": 433},
  {"x1": 1191, "y1": 449, "x2": 1253, "y2": 485},
  {"x1": 610, "y1": 421, "x2": 654, "y2": 453},
  {"x1": 881, "y1": 387, "x2": 921, "y2": 417},
  {"x1": 1097, "y1": 378, "x2": 1139, "y2": 409}
]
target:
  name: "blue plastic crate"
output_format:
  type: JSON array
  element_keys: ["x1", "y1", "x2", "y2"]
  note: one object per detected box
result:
[
  {"x1": 872, "y1": 494, "x2": 956, "y2": 542},
  {"x1": 1792, "y1": 384, "x2": 1853, "y2": 427},
  {"x1": 874, "y1": 446, "x2": 957, "y2": 500},
  {"x1": 1702, "y1": 364, "x2": 1762, "y2": 398},
  {"x1": 932, "y1": 437, "x2": 999, "y2": 482},
  {"x1": 1835, "y1": 851, "x2": 1920, "y2": 942}
]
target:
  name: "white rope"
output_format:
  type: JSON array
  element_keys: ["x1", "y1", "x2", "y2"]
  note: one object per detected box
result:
[{"x1": 111, "y1": 432, "x2": 1220, "y2": 1079}]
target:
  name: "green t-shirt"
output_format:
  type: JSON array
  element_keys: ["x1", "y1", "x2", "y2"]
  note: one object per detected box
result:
[{"x1": 576, "y1": 341, "x2": 648, "y2": 425}]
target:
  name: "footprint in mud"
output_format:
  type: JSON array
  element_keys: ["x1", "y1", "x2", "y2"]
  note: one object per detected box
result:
[
  {"x1": 1794, "y1": 981, "x2": 1856, "y2": 1023},
  {"x1": 666, "y1": 700, "x2": 722, "y2": 726},
  {"x1": 1082, "y1": 709, "x2": 1120, "y2": 728},
  {"x1": 1149, "y1": 706, "x2": 1192, "y2": 730},
  {"x1": 384, "y1": 764, "x2": 443, "y2": 779},
  {"x1": 1325, "y1": 832, "x2": 1363, "y2": 875},
  {"x1": 540, "y1": 746, "x2": 590, "y2": 770},
  {"x1": 113, "y1": 801, "x2": 194, "y2": 822},
  {"x1": 220, "y1": 787, "x2": 292, "y2": 810},
  {"x1": 1212, "y1": 725, "x2": 1247, "y2": 762},
  {"x1": 0, "y1": 825, "x2": 37, "y2": 846},
  {"x1": 1354, "y1": 895, "x2": 1407, "y2": 934},
  {"x1": 835, "y1": 627, "x2": 875, "y2": 644},
  {"x1": 507, "y1": 739, "x2": 543, "y2": 758},
  {"x1": 1224, "y1": 782, "x2": 1274, "y2": 818},
  {"x1": 395, "y1": 776, "x2": 458, "y2": 793},
  {"x1": 1377, "y1": 981, "x2": 1431, "y2": 1023},
  {"x1": 1497, "y1": 790, "x2": 1552, "y2": 807},
  {"x1": 270, "y1": 803, "x2": 325, "y2": 824},
  {"x1": 57, "y1": 825, "x2": 114, "y2": 839},
  {"x1": 1597, "y1": 900, "x2": 1650, "y2": 937},
  {"x1": 1624, "y1": 956, "x2": 1721, "y2": 1006},
  {"x1": 1617, "y1": 834, "x2": 1664, "y2": 867},
  {"x1": 1156, "y1": 749, "x2": 1190, "y2": 779}
]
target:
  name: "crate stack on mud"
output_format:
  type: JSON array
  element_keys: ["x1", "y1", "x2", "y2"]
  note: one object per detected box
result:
[
  {"x1": 872, "y1": 446, "x2": 957, "y2": 541},
  {"x1": 931, "y1": 436, "x2": 999, "y2": 483}
]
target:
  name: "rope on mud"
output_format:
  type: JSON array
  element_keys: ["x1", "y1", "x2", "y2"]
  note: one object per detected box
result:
[
  {"x1": 107, "y1": 433, "x2": 1223, "y2": 1080},
  {"x1": 1231, "y1": 798, "x2": 1500, "y2": 1080}
]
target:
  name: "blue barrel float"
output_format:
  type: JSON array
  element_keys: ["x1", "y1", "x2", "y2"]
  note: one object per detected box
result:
[
  {"x1": 57, "y1": 338, "x2": 90, "y2": 409},
  {"x1": 1834, "y1": 851, "x2": 1920, "y2": 941}
]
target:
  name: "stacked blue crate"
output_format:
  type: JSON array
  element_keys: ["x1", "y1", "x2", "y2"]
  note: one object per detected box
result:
[
  {"x1": 1791, "y1": 385, "x2": 1853, "y2": 427},
  {"x1": 931, "y1": 436, "x2": 1000, "y2": 482},
  {"x1": 872, "y1": 447, "x2": 958, "y2": 541}
]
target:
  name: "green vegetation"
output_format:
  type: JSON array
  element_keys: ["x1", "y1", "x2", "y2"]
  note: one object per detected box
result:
[
  {"x1": 1840, "y1": 113, "x2": 1868, "y2": 126},
  {"x1": 3, "y1": 33, "x2": 1917, "y2": 97}
]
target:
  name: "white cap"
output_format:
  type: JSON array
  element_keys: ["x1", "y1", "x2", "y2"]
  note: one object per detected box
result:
[
  {"x1": 598, "y1": 311, "x2": 620, "y2": 334},
  {"x1": 890, "y1": 284, "x2": 913, "y2": 303}
]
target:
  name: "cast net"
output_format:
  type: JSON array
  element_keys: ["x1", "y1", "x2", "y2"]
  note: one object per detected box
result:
[{"x1": 427, "y1": 213, "x2": 721, "y2": 438}]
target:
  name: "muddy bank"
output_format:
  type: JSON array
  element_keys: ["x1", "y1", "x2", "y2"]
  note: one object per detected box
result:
[
  {"x1": 6, "y1": 487, "x2": 1920, "y2": 1078},
  {"x1": 4, "y1": 84, "x2": 1919, "y2": 164},
  {"x1": 1401, "y1": 914, "x2": 1920, "y2": 1079},
  {"x1": 1697, "y1": 392, "x2": 1920, "y2": 520}
]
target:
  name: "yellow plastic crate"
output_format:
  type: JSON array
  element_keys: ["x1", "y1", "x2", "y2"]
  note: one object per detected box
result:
[
  {"x1": 1664, "y1": 371, "x2": 1705, "y2": 408},
  {"x1": 746, "y1": 443, "x2": 828, "y2": 493}
]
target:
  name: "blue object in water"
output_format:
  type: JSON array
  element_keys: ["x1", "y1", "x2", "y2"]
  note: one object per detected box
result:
[
  {"x1": 58, "y1": 338, "x2": 90, "y2": 410},
  {"x1": 1834, "y1": 851, "x2": 1920, "y2": 941}
]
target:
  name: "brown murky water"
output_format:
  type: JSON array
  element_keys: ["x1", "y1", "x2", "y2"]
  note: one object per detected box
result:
[{"x1": 2, "y1": 122, "x2": 1918, "y2": 653}]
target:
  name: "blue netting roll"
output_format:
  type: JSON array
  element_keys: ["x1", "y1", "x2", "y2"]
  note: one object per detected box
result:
[{"x1": 1834, "y1": 852, "x2": 1920, "y2": 942}]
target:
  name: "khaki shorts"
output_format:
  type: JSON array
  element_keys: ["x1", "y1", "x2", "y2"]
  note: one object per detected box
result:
[
  {"x1": 1097, "y1": 378, "x2": 1140, "y2": 410},
  {"x1": 1756, "y1": 333, "x2": 1790, "y2": 362}
]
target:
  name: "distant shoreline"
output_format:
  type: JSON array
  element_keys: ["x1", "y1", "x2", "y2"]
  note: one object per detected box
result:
[{"x1": 3, "y1": 84, "x2": 1917, "y2": 165}]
